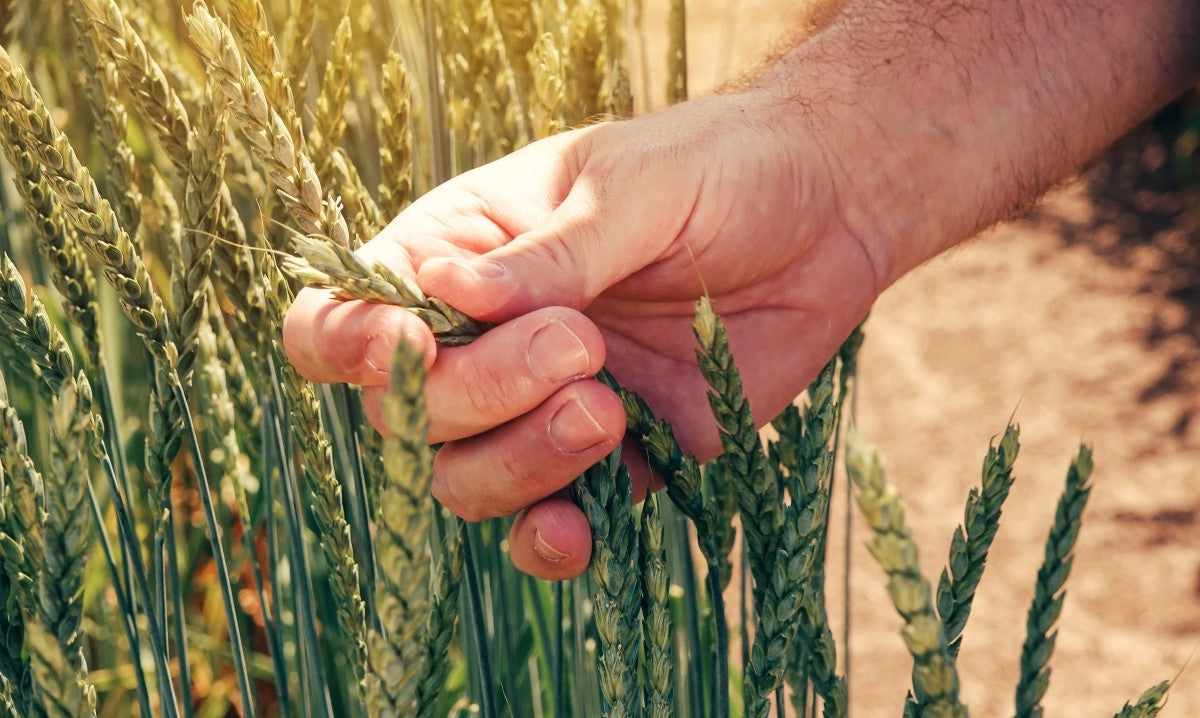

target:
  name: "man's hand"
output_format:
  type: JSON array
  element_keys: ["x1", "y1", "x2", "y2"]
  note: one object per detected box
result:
[
  {"x1": 283, "y1": 92, "x2": 879, "y2": 579},
  {"x1": 284, "y1": 0, "x2": 1198, "y2": 581}
]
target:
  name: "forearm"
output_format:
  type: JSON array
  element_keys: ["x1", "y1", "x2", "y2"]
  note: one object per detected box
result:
[{"x1": 750, "y1": 0, "x2": 1200, "y2": 288}]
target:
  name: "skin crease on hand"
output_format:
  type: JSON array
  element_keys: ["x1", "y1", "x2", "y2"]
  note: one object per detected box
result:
[{"x1": 283, "y1": 0, "x2": 1200, "y2": 581}]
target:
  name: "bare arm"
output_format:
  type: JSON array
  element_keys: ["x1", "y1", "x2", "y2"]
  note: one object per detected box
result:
[{"x1": 752, "y1": 0, "x2": 1200, "y2": 287}]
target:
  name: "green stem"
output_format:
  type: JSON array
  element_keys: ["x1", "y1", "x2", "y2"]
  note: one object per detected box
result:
[
  {"x1": 84, "y1": 482, "x2": 153, "y2": 718},
  {"x1": 172, "y1": 383, "x2": 256, "y2": 718},
  {"x1": 462, "y1": 530, "x2": 498, "y2": 718}
]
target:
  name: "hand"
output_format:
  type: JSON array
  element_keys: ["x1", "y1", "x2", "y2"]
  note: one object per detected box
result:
[{"x1": 283, "y1": 91, "x2": 882, "y2": 579}]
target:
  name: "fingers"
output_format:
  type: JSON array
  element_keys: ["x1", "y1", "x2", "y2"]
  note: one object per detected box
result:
[
  {"x1": 430, "y1": 378, "x2": 625, "y2": 522},
  {"x1": 283, "y1": 287, "x2": 436, "y2": 386},
  {"x1": 508, "y1": 496, "x2": 592, "y2": 580},
  {"x1": 424, "y1": 308, "x2": 607, "y2": 443}
]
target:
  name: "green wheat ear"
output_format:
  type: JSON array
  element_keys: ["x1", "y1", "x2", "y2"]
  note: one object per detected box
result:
[
  {"x1": 693, "y1": 296, "x2": 779, "y2": 612},
  {"x1": 1114, "y1": 680, "x2": 1170, "y2": 718},
  {"x1": 365, "y1": 337, "x2": 436, "y2": 717},
  {"x1": 937, "y1": 423, "x2": 1020, "y2": 657},
  {"x1": 846, "y1": 428, "x2": 967, "y2": 718},
  {"x1": 572, "y1": 449, "x2": 641, "y2": 717},
  {"x1": 1014, "y1": 445, "x2": 1093, "y2": 718}
]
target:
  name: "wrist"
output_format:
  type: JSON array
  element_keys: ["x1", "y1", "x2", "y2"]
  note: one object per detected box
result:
[{"x1": 747, "y1": 0, "x2": 1200, "y2": 289}]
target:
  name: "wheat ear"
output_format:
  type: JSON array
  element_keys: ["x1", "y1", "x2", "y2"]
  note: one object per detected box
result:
[
  {"x1": 774, "y1": 364, "x2": 847, "y2": 717},
  {"x1": 639, "y1": 495, "x2": 673, "y2": 718},
  {"x1": 364, "y1": 337, "x2": 436, "y2": 716},
  {"x1": 572, "y1": 449, "x2": 642, "y2": 717},
  {"x1": 69, "y1": 3, "x2": 141, "y2": 239},
  {"x1": 1014, "y1": 446, "x2": 1093, "y2": 718},
  {"x1": 228, "y1": 0, "x2": 300, "y2": 143},
  {"x1": 376, "y1": 53, "x2": 414, "y2": 217},
  {"x1": 0, "y1": 373, "x2": 40, "y2": 715},
  {"x1": 414, "y1": 519, "x2": 467, "y2": 718},
  {"x1": 936, "y1": 424, "x2": 1019, "y2": 657},
  {"x1": 694, "y1": 296, "x2": 780, "y2": 612},
  {"x1": 40, "y1": 375, "x2": 94, "y2": 683},
  {"x1": 188, "y1": 3, "x2": 352, "y2": 249},
  {"x1": 309, "y1": 15, "x2": 353, "y2": 186},
  {"x1": 846, "y1": 429, "x2": 967, "y2": 718},
  {"x1": 25, "y1": 621, "x2": 95, "y2": 718},
  {"x1": 0, "y1": 45, "x2": 176, "y2": 369},
  {"x1": 330, "y1": 148, "x2": 387, "y2": 242},
  {"x1": 0, "y1": 109, "x2": 102, "y2": 367},
  {"x1": 1114, "y1": 681, "x2": 1170, "y2": 718}
]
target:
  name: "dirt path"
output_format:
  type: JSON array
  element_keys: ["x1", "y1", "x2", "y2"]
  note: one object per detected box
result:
[{"x1": 659, "y1": 1, "x2": 1200, "y2": 713}]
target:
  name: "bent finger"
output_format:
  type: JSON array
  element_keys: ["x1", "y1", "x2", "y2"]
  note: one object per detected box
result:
[
  {"x1": 431, "y1": 380, "x2": 625, "y2": 522},
  {"x1": 508, "y1": 495, "x2": 592, "y2": 580},
  {"x1": 425, "y1": 307, "x2": 607, "y2": 444},
  {"x1": 283, "y1": 287, "x2": 436, "y2": 386}
]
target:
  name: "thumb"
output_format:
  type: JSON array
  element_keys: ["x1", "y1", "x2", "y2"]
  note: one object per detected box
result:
[{"x1": 416, "y1": 182, "x2": 659, "y2": 323}]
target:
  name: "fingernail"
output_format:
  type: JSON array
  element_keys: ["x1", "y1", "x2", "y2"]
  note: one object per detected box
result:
[
  {"x1": 364, "y1": 334, "x2": 394, "y2": 374},
  {"x1": 549, "y1": 398, "x2": 610, "y2": 454},
  {"x1": 527, "y1": 320, "x2": 590, "y2": 382},
  {"x1": 533, "y1": 529, "x2": 568, "y2": 563},
  {"x1": 439, "y1": 257, "x2": 506, "y2": 280}
]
